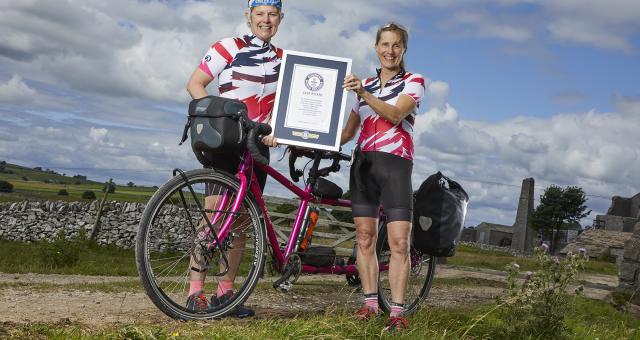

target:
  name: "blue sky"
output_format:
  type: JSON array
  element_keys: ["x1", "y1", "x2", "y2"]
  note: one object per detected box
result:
[{"x1": 1, "y1": 0, "x2": 639, "y2": 228}]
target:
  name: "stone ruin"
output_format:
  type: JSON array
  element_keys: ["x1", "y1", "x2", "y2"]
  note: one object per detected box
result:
[{"x1": 618, "y1": 221, "x2": 640, "y2": 305}]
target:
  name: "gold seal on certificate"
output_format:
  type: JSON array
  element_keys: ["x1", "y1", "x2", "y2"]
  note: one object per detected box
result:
[{"x1": 270, "y1": 50, "x2": 352, "y2": 151}]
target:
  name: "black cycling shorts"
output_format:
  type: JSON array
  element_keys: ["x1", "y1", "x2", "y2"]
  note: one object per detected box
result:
[
  {"x1": 350, "y1": 150, "x2": 413, "y2": 222},
  {"x1": 203, "y1": 144, "x2": 270, "y2": 191}
]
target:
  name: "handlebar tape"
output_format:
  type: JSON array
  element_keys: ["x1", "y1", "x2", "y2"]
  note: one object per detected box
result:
[{"x1": 246, "y1": 123, "x2": 272, "y2": 165}]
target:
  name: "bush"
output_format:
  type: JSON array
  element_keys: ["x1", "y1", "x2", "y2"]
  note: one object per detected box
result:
[
  {"x1": 37, "y1": 229, "x2": 88, "y2": 268},
  {"x1": 57, "y1": 189, "x2": 69, "y2": 196},
  {"x1": 0, "y1": 180, "x2": 13, "y2": 193},
  {"x1": 21, "y1": 176, "x2": 28, "y2": 181},
  {"x1": 496, "y1": 245, "x2": 587, "y2": 338},
  {"x1": 82, "y1": 190, "x2": 96, "y2": 199}
]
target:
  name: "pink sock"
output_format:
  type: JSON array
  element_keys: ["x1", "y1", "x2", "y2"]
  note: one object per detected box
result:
[
  {"x1": 364, "y1": 293, "x2": 379, "y2": 312},
  {"x1": 188, "y1": 280, "x2": 204, "y2": 296},
  {"x1": 390, "y1": 304, "x2": 404, "y2": 317},
  {"x1": 216, "y1": 280, "x2": 234, "y2": 298}
]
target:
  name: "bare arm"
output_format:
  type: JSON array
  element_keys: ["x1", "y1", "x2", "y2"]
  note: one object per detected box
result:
[
  {"x1": 343, "y1": 74, "x2": 416, "y2": 125},
  {"x1": 340, "y1": 110, "x2": 361, "y2": 145},
  {"x1": 186, "y1": 68, "x2": 214, "y2": 99}
]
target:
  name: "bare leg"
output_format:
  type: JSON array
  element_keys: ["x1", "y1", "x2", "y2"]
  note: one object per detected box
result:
[
  {"x1": 386, "y1": 221, "x2": 411, "y2": 304},
  {"x1": 355, "y1": 217, "x2": 379, "y2": 294},
  {"x1": 189, "y1": 195, "x2": 220, "y2": 283}
]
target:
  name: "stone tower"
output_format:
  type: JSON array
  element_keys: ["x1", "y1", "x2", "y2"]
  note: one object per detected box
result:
[{"x1": 511, "y1": 178, "x2": 535, "y2": 253}]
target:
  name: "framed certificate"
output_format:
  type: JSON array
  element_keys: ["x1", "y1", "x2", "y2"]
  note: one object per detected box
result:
[{"x1": 270, "y1": 50, "x2": 352, "y2": 152}]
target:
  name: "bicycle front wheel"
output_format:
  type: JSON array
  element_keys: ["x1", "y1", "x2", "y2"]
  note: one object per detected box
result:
[
  {"x1": 376, "y1": 223, "x2": 436, "y2": 315},
  {"x1": 135, "y1": 168, "x2": 266, "y2": 320}
]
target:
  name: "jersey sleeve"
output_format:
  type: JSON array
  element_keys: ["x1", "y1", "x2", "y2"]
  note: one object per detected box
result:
[
  {"x1": 198, "y1": 38, "x2": 237, "y2": 79},
  {"x1": 401, "y1": 73, "x2": 426, "y2": 107}
]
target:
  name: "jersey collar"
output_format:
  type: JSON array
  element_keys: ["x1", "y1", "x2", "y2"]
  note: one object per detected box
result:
[
  {"x1": 376, "y1": 67, "x2": 406, "y2": 81},
  {"x1": 246, "y1": 34, "x2": 271, "y2": 48}
]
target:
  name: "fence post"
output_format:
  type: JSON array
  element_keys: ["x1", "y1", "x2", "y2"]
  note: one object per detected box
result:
[{"x1": 90, "y1": 178, "x2": 113, "y2": 241}]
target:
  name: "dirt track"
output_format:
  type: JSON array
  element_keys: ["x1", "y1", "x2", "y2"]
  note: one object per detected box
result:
[{"x1": 0, "y1": 266, "x2": 617, "y2": 329}]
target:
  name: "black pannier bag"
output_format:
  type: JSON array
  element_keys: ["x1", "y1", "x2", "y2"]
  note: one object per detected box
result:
[
  {"x1": 412, "y1": 171, "x2": 469, "y2": 257},
  {"x1": 179, "y1": 96, "x2": 247, "y2": 165}
]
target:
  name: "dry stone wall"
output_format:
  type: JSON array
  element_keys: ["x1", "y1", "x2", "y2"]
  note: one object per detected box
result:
[{"x1": 0, "y1": 200, "x2": 145, "y2": 248}]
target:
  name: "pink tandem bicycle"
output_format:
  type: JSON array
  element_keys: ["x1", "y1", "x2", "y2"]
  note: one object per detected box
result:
[{"x1": 135, "y1": 96, "x2": 436, "y2": 320}]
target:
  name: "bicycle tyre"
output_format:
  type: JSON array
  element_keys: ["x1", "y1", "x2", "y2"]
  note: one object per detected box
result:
[
  {"x1": 135, "y1": 168, "x2": 266, "y2": 320},
  {"x1": 376, "y1": 222, "x2": 436, "y2": 315}
]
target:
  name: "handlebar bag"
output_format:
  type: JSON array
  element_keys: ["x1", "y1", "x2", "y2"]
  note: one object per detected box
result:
[
  {"x1": 181, "y1": 96, "x2": 248, "y2": 164},
  {"x1": 412, "y1": 171, "x2": 469, "y2": 257}
]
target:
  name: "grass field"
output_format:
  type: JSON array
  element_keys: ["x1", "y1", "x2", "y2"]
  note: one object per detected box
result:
[
  {"x1": 0, "y1": 239, "x2": 618, "y2": 277},
  {"x1": 2, "y1": 297, "x2": 638, "y2": 339},
  {"x1": 0, "y1": 163, "x2": 157, "y2": 203},
  {"x1": 449, "y1": 244, "x2": 618, "y2": 275}
]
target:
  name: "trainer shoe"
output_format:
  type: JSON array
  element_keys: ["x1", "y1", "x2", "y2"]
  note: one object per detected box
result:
[
  {"x1": 353, "y1": 306, "x2": 381, "y2": 320},
  {"x1": 385, "y1": 316, "x2": 409, "y2": 333},
  {"x1": 210, "y1": 291, "x2": 255, "y2": 318},
  {"x1": 185, "y1": 291, "x2": 210, "y2": 312}
]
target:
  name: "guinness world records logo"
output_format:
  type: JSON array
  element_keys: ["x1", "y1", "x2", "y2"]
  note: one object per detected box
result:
[{"x1": 304, "y1": 73, "x2": 324, "y2": 91}]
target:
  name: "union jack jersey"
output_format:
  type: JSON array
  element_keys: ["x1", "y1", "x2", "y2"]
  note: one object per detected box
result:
[
  {"x1": 199, "y1": 35, "x2": 282, "y2": 124},
  {"x1": 354, "y1": 68, "x2": 425, "y2": 161}
]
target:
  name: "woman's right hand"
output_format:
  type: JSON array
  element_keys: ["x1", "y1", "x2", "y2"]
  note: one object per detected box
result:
[
  {"x1": 261, "y1": 135, "x2": 278, "y2": 147},
  {"x1": 343, "y1": 74, "x2": 364, "y2": 96}
]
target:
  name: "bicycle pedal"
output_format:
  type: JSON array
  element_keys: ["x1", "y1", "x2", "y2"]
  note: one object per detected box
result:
[{"x1": 276, "y1": 280, "x2": 293, "y2": 292}]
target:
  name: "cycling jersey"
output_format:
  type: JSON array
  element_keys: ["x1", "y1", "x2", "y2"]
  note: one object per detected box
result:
[
  {"x1": 199, "y1": 34, "x2": 282, "y2": 124},
  {"x1": 352, "y1": 68, "x2": 425, "y2": 160}
]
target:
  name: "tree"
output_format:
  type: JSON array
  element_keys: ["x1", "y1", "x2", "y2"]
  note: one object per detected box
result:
[
  {"x1": 127, "y1": 182, "x2": 135, "y2": 187},
  {"x1": 531, "y1": 185, "x2": 591, "y2": 253},
  {"x1": 102, "y1": 181, "x2": 116, "y2": 193}
]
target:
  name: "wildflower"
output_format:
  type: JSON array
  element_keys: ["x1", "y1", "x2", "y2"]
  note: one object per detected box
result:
[
  {"x1": 579, "y1": 247, "x2": 587, "y2": 256},
  {"x1": 525, "y1": 271, "x2": 533, "y2": 280},
  {"x1": 541, "y1": 242, "x2": 549, "y2": 252},
  {"x1": 553, "y1": 256, "x2": 560, "y2": 265},
  {"x1": 511, "y1": 263, "x2": 520, "y2": 270}
]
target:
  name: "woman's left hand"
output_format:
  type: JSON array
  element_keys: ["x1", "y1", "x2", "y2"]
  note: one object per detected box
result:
[
  {"x1": 261, "y1": 135, "x2": 278, "y2": 147},
  {"x1": 343, "y1": 74, "x2": 364, "y2": 96}
]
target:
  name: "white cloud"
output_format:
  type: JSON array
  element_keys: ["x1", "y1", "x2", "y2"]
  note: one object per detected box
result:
[
  {"x1": 0, "y1": 74, "x2": 36, "y2": 104},
  {"x1": 0, "y1": 0, "x2": 638, "y2": 227},
  {"x1": 89, "y1": 127, "x2": 109, "y2": 144}
]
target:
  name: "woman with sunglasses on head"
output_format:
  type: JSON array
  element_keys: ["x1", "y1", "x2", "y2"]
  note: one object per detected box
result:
[
  {"x1": 185, "y1": 0, "x2": 284, "y2": 318},
  {"x1": 341, "y1": 23, "x2": 425, "y2": 332}
]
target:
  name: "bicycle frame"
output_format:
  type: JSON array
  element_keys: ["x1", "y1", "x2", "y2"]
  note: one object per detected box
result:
[{"x1": 206, "y1": 149, "x2": 365, "y2": 276}]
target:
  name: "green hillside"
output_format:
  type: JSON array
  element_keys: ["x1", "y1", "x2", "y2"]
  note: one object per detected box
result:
[{"x1": 0, "y1": 162, "x2": 157, "y2": 203}]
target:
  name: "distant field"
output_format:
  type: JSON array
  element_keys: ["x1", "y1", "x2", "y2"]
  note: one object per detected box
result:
[{"x1": 0, "y1": 163, "x2": 157, "y2": 203}]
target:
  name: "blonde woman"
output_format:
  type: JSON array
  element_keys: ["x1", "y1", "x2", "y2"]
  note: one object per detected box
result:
[{"x1": 342, "y1": 23, "x2": 425, "y2": 332}]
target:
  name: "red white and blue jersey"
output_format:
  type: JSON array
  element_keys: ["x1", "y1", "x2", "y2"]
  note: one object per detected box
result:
[
  {"x1": 199, "y1": 35, "x2": 282, "y2": 124},
  {"x1": 353, "y1": 68, "x2": 426, "y2": 161}
]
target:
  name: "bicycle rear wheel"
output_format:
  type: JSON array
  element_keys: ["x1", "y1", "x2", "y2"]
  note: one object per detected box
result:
[
  {"x1": 135, "y1": 168, "x2": 266, "y2": 320},
  {"x1": 376, "y1": 223, "x2": 436, "y2": 315}
]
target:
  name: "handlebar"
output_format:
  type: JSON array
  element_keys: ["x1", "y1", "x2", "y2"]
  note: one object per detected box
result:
[
  {"x1": 243, "y1": 117, "x2": 271, "y2": 165},
  {"x1": 287, "y1": 146, "x2": 351, "y2": 182}
]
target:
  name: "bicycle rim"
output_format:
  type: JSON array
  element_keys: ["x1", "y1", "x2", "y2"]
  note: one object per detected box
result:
[{"x1": 135, "y1": 169, "x2": 265, "y2": 320}]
